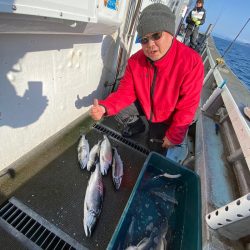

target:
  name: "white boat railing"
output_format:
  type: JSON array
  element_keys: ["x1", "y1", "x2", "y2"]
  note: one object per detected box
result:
[
  {"x1": 202, "y1": 44, "x2": 250, "y2": 240},
  {"x1": 203, "y1": 47, "x2": 250, "y2": 171}
]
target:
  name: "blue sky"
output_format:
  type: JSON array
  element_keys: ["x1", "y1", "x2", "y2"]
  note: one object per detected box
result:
[{"x1": 197, "y1": 0, "x2": 250, "y2": 43}]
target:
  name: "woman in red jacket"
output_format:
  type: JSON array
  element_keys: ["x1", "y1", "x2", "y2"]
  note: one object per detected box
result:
[{"x1": 89, "y1": 3, "x2": 204, "y2": 151}]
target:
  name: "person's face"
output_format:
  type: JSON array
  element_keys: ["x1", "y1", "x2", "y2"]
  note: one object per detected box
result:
[
  {"x1": 141, "y1": 31, "x2": 173, "y2": 61},
  {"x1": 196, "y1": 2, "x2": 203, "y2": 8}
]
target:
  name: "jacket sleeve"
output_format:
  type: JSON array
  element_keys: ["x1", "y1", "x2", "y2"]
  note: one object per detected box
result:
[
  {"x1": 200, "y1": 8, "x2": 206, "y2": 25},
  {"x1": 185, "y1": 10, "x2": 194, "y2": 25},
  {"x1": 99, "y1": 59, "x2": 137, "y2": 116},
  {"x1": 165, "y1": 55, "x2": 204, "y2": 144}
]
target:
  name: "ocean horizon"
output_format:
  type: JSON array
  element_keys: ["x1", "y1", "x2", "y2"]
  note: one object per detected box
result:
[
  {"x1": 212, "y1": 33, "x2": 250, "y2": 45},
  {"x1": 213, "y1": 35, "x2": 250, "y2": 91}
]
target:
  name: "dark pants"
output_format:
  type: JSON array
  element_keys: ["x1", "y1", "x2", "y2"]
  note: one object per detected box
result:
[
  {"x1": 184, "y1": 25, "x2": 199, "y2": 48},
  {"x1": 120, "y1": 102, "x2": 168, "y2": 155},
  {"x1": 148, "y1": 122, "x2": 168, "y2": 155}
]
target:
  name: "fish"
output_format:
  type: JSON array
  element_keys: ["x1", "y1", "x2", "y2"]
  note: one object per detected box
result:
[
  {"x1": 154, "y1": 222, "x2": 168, "y2": 250},
  {"x1": 99, "y1": 135, "x2": 112, "y2": 175},
  {"x1": 125, "y1": 221, "x2": 168, "y2": 250},
  {"x1": 83, "y1": 162, "x2": 104, "y2": 237},
  {"x1": 126, "y1": 216, "x2": 136, "y2": 245},
  {"x1": 87, "y1": 140, "x2": 101, "y2": 171},
  {"x1": 125, "y1": 247, "x2": 137, "y2": 250},
  {"x1": 152, "y1": 172, "x2": 181, "y2": 181},
  {"x1": 123, "y1": 216, "x2": 137, "y2": 249},
  {"x1": 77, "y1": 135, "x2": 90, "y2": 170},
  {"x1": 150, "y1": 190, "x2": 178, "y2": 205},
  {"x1": 112, "y1": 147, "x2": 123, "y2": 190}
]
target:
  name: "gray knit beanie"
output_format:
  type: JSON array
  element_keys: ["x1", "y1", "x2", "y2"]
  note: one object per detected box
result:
[{"x1": 137, "y1": 3, "x2": 176, "y2": 38}]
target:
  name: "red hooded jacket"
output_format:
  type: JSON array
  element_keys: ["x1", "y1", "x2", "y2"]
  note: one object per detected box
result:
[{"x1": 99, "y1": 38, "x2": 204, "y2": 144}]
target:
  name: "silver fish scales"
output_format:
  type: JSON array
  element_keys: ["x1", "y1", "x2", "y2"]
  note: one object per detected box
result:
[
  {"x1": 78, "y1": 134, "x2": 89, "y2": 170},
  {"x1": 99, "y1": 135, "x2": 112, "y2": 175},
  {"x1": 83, "y1": 162, "x2": 104, "y2": 237},
  {"x1": 112, "y1": 147, "x2": 123, "y2": 190},
  {"x1": 87, "y1": 140, "x2": 101, "y2": 171}
]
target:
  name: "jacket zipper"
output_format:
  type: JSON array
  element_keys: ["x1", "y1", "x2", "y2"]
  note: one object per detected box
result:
[{"x1": 149, "y1": 63, "x2": 157, "y2": 122}]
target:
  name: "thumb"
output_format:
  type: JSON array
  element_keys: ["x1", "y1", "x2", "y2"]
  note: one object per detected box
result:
[{"x1": 93, "y1": 98, "x2": 99, "y2": 107}]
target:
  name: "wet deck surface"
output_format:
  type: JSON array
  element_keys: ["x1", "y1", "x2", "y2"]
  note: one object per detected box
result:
[
  {"x1": 0, "y1": 117, "x2": 148, "y2": 249},
  {"x1": 0, "y1": 226, "x2": 27, "y2": 250}
]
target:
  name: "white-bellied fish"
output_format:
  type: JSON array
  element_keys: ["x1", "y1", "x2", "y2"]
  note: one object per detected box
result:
[
  {"x1": 99, "y1": 135, "x2": 112, "y2": 175},
  {"x1": 152, "y1": 172, "x2": 181, "y2": 181},
  {"x1": 87, "y1": 140, "x2": 101, "y2": 171},
  {"x1": 125, "y1": 221, "x2": 168, "y2": 250},
  {"x1": 124, "y1": 216, "x2": 136, "y2": 249},
  {"x1": 83, "y1": 163, "x2": 104, "y2": 237},
  {"x1": 77, "y1": 135, "x2": 89, "y2": 170},
  {"x1": 112, "y1": 147, "x2": 123, "y2": 190},
  {"x1": 150, "y1": 190, "x2": 178, "y2": 205}
]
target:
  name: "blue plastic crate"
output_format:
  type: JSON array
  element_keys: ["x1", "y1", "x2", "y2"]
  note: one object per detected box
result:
[{"x1": 107, "y1": 152, "x2": 201, "y2": 250}]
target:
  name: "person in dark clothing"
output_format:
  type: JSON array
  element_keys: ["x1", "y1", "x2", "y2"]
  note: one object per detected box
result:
[{"x1": 184, "y1": 0, "x2": 206, "y2": 49}]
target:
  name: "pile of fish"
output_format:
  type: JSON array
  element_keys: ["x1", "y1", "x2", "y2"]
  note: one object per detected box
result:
[{"x1": 77, "y1": 134, "x2": 124, "y2": 237}]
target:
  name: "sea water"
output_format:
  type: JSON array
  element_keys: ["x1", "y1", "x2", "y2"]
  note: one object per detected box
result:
[{"x1": 213, "y1": 36, "x2": 250, "y2": 91}]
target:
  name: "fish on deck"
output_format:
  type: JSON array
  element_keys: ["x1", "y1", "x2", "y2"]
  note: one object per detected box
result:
[
  {"x1": 83, "y1": 162, "x2": 104, "y2": 237},
  {"x1": 99, "y1": 135, "x2": 112, "y2": 175},
  {"x1": 112, "y1": 147, "x2": 124, "y2": 190},
  {"x1": 87, "y1": 140, "x2": 102, "y2": 171},
  {"x1": 77, "y1": 134, "x2": 90, "y2": 170}
]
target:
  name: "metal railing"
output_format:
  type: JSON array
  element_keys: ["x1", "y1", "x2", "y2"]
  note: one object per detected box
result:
[{"x1": 202, "y1": 41, "x2": 250, "y2": 240}]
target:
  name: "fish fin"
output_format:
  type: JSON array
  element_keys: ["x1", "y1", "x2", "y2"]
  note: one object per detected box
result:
[{"x1": 137, "y1": 237, "x2": 149, "y2": 247}]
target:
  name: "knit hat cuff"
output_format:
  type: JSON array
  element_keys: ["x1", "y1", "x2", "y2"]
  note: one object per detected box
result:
[{"x1": 137, "y1": 3, "x2": 176, "y2": 38}]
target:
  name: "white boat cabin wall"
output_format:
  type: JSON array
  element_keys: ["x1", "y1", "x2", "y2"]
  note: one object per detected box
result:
[{"x1": 0, "y1": 0, "x2": 136, "y2": 172}]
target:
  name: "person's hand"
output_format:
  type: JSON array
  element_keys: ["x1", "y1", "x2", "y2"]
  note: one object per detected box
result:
[
  {"x1": 195, "y1": 20, "x2": 201, "y2": 26},
  {"x1": 89, "y1": 99, "x2": 106, "y2": 121},
  {"x1": 192, "y1": 17, "x2": 198, "y2": 22},
  {"x1": 162, "y1": 136, "x2": 175, "y2": 149}
]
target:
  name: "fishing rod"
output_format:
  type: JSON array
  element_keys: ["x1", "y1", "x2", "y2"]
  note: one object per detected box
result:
[
  {"x1": 221, "y1": 17, "x2": 250, "y2": 59},
  {"x1": 213, "y1": 17, "x2": 250, "y2": 68},
  {"x1": 203, "y1": 17, "x2": 250, "y2": 84},
  {"x1": 210, "y1": 6, "x2": 224, "y2": 33}
]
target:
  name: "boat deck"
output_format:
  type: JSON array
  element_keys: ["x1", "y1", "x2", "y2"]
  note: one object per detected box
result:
[
  {"x1": 0, "y1": 117, "x2": 151, "y2": 249},
  {"x1": 1, "y1": 36, "x2": 249, "y2": 250}
]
